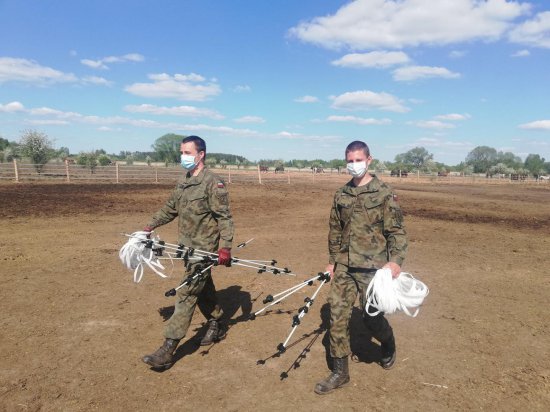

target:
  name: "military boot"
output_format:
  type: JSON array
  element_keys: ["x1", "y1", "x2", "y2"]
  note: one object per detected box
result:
[
  {"x1": 142, "y1": 338, "x2": 179, "y2": 369},
  {"x1": 200, "y1": 319, "x2": 227, "y2": 346},
  {"x1": 314, "y1": 356, "x2": 350, "y2": 395},
  {"x1": 380, "y1": 335, "x2": 396, "y2": 369}
]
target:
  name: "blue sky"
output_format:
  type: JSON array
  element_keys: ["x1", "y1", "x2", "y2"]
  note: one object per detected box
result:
[{"x1": 1, "y1": 0, "x2": 549, "y2": 165}]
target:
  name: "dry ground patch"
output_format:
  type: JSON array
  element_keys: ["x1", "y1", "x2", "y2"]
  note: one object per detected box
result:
[{"x1": 1, "y1": 181, "x2": 549, "y2": 411}]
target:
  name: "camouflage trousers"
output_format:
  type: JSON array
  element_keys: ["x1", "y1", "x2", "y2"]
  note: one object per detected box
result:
[
  {"x1": 328, "y1": 263, "x2": 394, "y2": 358},
  {"x1": 164, "y1": 262, "x2": 224, "y2": 340}
]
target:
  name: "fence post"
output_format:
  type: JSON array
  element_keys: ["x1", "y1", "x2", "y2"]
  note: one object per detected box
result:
[
  {"x1": 417, "y1": 170, "x2": 419, "y2": 183},
  {"x1": 257, "y1": 164, "x2": 262, "y2": 185},
  {"x1": 228, "y1": 165, "x2": 232, "y2": 184},
  {"x1": 116, "y1": 162, "x2": 120, "y2": 184},
  {"x1": 155, "y1": 167, "x2": 158, "y2": 183},
  {"x1": 13, "y1": 158, "x2": 19, "y2": 183},
  {"x1": 287, "y1": 170, "x2": 290, "y2": 185},
  {"x1": 65, "y1": 159, "x2": 70, "y2": 182}
]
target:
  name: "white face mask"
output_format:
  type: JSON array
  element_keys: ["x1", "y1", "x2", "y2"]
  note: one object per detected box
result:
[
  {"x1": 180, "y1": 154, "x2": 197, "y2": 170},
  {"x1": 347, "y1": 161, "x2": 368, "y2": 178}
]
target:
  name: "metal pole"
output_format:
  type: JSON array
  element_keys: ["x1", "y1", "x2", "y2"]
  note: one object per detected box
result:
[
  {"x1": 116, "y1": 162, "x2": 120, "y2": 184},
  {"x1": 228, "y1": 165, "x2": 232, "y2": 184}
]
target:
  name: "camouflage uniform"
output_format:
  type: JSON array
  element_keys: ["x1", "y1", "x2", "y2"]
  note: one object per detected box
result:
[
  {"x1": 147, "y1": 167, "x2": 234, "y2": 340},
  {"x1": 327, "y1": 175, "x2": 407, "y2": 358}
]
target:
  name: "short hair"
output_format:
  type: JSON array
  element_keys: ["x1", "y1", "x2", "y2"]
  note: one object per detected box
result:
[
  {"x1": 182, "y1": 135, "x2": 206, "y2": 157},
  {"x1": 345, "y1": 140, "x2": 370, "y2": 157}
]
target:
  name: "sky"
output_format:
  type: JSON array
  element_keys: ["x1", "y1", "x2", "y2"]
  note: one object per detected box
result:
[{"x1": 1, "y1": 0, "x2": 549, "y2": 165}]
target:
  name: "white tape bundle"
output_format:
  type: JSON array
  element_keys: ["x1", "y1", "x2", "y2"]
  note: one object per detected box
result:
[
  {"x1": 119, "y1": 231, "x2": 167, "y2": 283},
  {"x1": 365, "y1": 269, "x2": 429, "y2": 317}
]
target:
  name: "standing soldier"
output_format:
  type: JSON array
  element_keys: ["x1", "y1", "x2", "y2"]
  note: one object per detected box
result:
[
  {"x1": 315, "y1": 140, "x2": 407, "y2": 394},
  {"x1": 142, "y1": 135, "x2": 234, "y2": 369}
]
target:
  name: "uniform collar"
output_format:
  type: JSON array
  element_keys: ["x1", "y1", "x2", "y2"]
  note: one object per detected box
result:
[
  {"x1": 343, "y1": 174, "x2": 381, "y2": 195},
  {"x1": 184, "y1": 167, "x2": 207, "y2": 185}
]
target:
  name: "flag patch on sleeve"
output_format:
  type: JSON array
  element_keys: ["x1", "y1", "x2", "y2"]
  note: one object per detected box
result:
[{"x1": 217, "y1": 182, "x2": 225, "y2": 189}]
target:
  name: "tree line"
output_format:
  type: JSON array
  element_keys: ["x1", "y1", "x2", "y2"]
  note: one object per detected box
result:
[{"x1": 1, "y1": 131, "x2": 548, "y2": 177}]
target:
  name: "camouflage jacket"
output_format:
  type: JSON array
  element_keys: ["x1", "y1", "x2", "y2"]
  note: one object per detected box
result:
[
  {"x1": 147, "y1": 168, "x2": 234, "y2": 252},
  {"x1": 328, "y1": 175, "x2": 407, "y2": 269}
]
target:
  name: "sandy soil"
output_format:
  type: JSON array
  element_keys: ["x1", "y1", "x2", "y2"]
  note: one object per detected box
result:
[{"x1": 1, "y1": 180, "x2": 549, "y2": 411}]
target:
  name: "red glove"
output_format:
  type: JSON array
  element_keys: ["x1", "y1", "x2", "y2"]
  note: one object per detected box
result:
[
  {"x1": 143, "y1": 225, "x2": 154, "y2": 233},
  {"x1": 217, "y1": 248, "x2": 232, "y2": 267}
]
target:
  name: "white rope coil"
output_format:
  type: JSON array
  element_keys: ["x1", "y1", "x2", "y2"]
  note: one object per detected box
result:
[
  {"x1": 119, "y1": 231, "x2": 168, "y2": 283},
  {"x1": 365, "y1": 269, "x2": 429, "y2": 317}
]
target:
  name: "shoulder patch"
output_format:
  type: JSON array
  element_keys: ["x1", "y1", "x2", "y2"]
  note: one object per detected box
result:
[
  {"x1": 392, "y1": 193, "x2": 399, "y2": 202},
  {"x1": 217, "y1": 181, "x2": 225, "y2": 189}
]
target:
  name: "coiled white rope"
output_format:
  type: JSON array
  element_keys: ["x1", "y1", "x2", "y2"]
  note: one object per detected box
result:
[
  {"x1": 119, "y1": 231, "x2": 168, "y2": 283},
  {"x1": 365, "y1": 269, "x2": 429, "y2": 317}
]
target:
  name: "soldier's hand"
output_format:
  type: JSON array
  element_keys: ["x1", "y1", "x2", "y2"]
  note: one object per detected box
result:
[
  {"x1": 383, "y1": 262, "x2": 401, "y2": 279},
  {"x1": 325, "y1": 263, "x2": 335, "y2": 279},
  {"x1": 143, "y1": 225, "x2": 154, "y2": 238},
  {"x1": 217, "y1": 248, "x2": 232, "y2": 267}
]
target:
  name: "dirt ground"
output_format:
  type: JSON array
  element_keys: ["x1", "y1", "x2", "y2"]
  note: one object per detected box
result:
[{"x1": 1, "y1": 179, "x2": 549, "y2": 411}]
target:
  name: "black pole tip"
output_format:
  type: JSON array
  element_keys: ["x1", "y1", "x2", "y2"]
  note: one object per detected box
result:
[
  {"x1": 165, "y1": 289, "x2": 176, "y2": 297},
  {"x1": 277, "y1": 343, "x2": 286, "y2": 353}
]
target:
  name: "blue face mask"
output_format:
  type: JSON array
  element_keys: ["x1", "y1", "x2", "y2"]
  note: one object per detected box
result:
[{"x1": 180, "y1": 154, "x2": 197, "y2": 170}]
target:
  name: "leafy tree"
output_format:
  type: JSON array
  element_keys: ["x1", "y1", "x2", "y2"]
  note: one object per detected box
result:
[
  {"x1": 524, "y1": 154, "x2": 546, "y2": 177},
  {"x1": 465, "y1": 146, "x2": 498, "y2": 174},
  {"x1": 18, "y1": 130, "x2": 53, "y2": 172},
  {"x1": 397, "y1": 147, "x2": 434, "y2": 170},
  {"x1": 125, "y1": 154, "x2": 134, "y2": 165},
  {"x1": 57, "y1": 146, "x2": 70, "y2": 159},
  {"x1": 488, "y1": 163, "x2": 514, "y2": 177},
  {"x1": 205, "y1": 157, "x2": 217, "y2": 168},
  {"x1": 496, "y1": 151, "x2": 522, "y2": 169},
  {"x1": 0, "y1": 136, "x2": 11, "y2": 151},
  {"x1": 98, "y1": 154, "x2": 112, "y2": 166},
  {"x1": 77, "y1": 152, "x2": 98, "y2": 174},
  {"x1": 152, "y1": 133, "x2": 185, "y2": 164}
]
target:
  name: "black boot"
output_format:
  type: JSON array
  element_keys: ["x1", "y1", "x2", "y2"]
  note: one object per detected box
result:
[
  {"x1": 380, "y1": 335, "x2": 396, "y2": 369},
  {"x1": 142, "y1": 338, "x2": 179, "y2": 369},
  {"x1": 200, "y1": 319, "x2": 227, "y2": 346},
  {"x1": 314, "y1": 356, "x2": 350, "y2": 395}
]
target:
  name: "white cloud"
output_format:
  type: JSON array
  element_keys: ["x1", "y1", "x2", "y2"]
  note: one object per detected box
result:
[
  {"x1": 289, "y1": 0, "x2": 530, "y2": 50},
  {"x1": 233, "y1": 85, "x2": 251, "y2": 93},
  {"x1": 0, "y1": 57, "x2": 77, "y2": 84},
  {"x1": 331, "y1": 90, "x2": 409, "y2": 112},
  {"x1": 518, "y1": 120, "x2": 550, "y2": 130},
  {"x1": 295, "y1": 95, "x2": 319, "y2": 103},
  {"x1": 0, "y1": 101, "x2": 25, "y2": 112},
  {"x1": 332, "y1": 51, "x2": 410, "y2": 68},
  {"x1": 449, "y1": 50, "x2": 467, "y2": 58},
  {"x1": 326, "y1": 115, "x2": 391, "y2": 125},
  {"x1": 27, "y1": 119, "x2": 69, "y2": 125},
  {"x1": 410, "y1": 120, "x2": 456, "y2": 129},
  {"x1": 81, "y1": 76, "x2": 113, "y2": 86},
  {"x1": 125, "y1": 73, "x2": 221, "y2": 101},
  {"x1": 393, "y1": 65, "x2": 461, "y2": 81},
  {"x1": 435, "y1": 113, "x2": 471, "y2": 121},
  {"x1": 124, "y1": 104, "x2": 224, "y2": 119},
  {"x1": 234, "y1": 116, "x2": 265, "y2": 124},
  {"x1": 511, "y1": 49, "x2": 531, "y2": 57},
  {"x1": 81, "y1": 59, "x2": 108, "y2": 70},
  {"x1": 509, "y1": 11, "x2": 550, "y2": 48},
  {"x1": 80, "y1": 53, "x2": 144, "y2": 70}
]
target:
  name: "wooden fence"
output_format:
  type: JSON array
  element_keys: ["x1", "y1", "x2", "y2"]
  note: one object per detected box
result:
[{"x1": 0, "y1": 160, "x2": 548, "y2": 186}]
